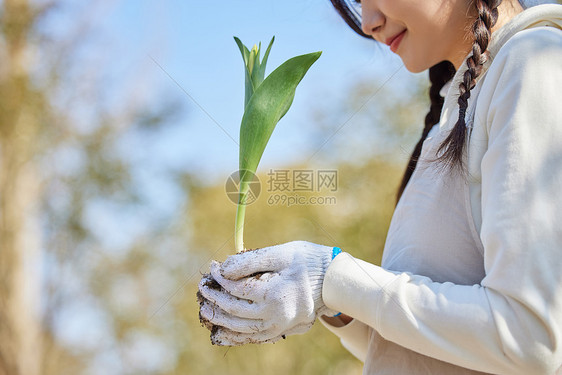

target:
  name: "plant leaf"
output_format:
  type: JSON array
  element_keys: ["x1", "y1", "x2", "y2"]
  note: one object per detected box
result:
[
  {"x1": 250, "y1": 45, "x2": 261, "y2": 93},
  {"x1": 234, "y1": 37, "x2": 255, "y2": 108},
  {"x1": 239, "y1": 51, "x2": 321, "y2": 177},
  {"x1": 258, "y1": 36, "x2": 275, "y2": 82},
  {"x1": 233, "y1": 36, "x2": 250, "y2": 65}
]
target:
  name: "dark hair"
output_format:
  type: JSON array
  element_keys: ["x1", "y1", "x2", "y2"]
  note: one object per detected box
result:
[
  {"x1": 330, "y1": 0, "x2": 502, "y2": 202},
  {"x1": 329, "y1": 0, "x2": 370, "y2": 38},
  {"x1": 397, "y1": 61, "x2": 456, "y2": 200},
  {"x1": 434, "y1": 0, "x2": 502, "y2": 178}
]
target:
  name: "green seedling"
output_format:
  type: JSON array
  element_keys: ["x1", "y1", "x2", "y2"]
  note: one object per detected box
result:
[{"x1": 233, "y1": 36, "x2": 321, "y2": 252}]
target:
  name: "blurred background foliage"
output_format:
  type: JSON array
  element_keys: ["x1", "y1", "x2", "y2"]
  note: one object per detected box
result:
[{"x1": 0, "y1": 0, "x2": 434, "y2": 374}]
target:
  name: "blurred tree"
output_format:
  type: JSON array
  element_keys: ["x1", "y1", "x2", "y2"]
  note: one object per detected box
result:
[
  {"x1": 1, "y1": 1, "x2": 184, "y2": 374},
  {"x1": 0, "y1": 1, "x2": 47, "y2": 373}
]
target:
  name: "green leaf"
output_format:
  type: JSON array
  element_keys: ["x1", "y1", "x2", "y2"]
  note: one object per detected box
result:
[
  {"x1": 239, "y1": 51, "x2": 321, "y2": 176},
  {"x1": 234, "y1": 37, "x2": 255, "y2": 108},
  {"x1": 232, "y1": 37, "x2": 321, "y2": 252},
  {"x1": 233, "y1": 36, "x2": 250, "y2": 65},
  {"x1": 256, "y1": 36, "x2": 275, "y2": 87},
  {"x1": 249, "y1": 44, "x2": 261, "y2": 92},
  {"x1": 234, "y1": 36, "x2": 277, "y2": 109}
]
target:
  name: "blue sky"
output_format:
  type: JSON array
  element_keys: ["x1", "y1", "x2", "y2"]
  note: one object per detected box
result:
[
  {"x1": 37, "y1": 0, "x2": 422, "y2": 256},
  {"x1": 53, "y1": 0, "x2": 419, "y2": 256},
  {"x1": 51, "y1": 0, "x2": 561, "y2": 190},
  {"x1": 99, "y1": 0, "x2": 411, "y2": 184}
]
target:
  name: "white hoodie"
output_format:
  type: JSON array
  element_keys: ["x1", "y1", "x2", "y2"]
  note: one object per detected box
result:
[{"x1": 321, "y1": 4, "x2": 562, "y2": 375}]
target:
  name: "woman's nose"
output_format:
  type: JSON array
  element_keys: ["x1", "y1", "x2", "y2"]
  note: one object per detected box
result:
[{"x1": 361, "y1": 4, "x2": 385, "y2": 37}]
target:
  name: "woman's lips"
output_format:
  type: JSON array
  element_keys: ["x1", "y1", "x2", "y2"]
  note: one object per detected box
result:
[{"x1": 387, "y1": 30, "x2": 406, "y2": 53}]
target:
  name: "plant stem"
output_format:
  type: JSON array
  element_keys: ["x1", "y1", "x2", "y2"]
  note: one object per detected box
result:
[{"x1": 234, "y1": 183, "x2": 249, "y2": 253}]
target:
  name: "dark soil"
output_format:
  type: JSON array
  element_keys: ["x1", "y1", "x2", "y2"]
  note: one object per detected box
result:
[
  {"x1": 199, "y1": 311, "x2": 214, "y2": 332},
  {"x1": 201, "y1": 274, "x2": 222, "y2": 290},
  {"x1": 239, "y1": 247, "x2": 259, "y2": 253},
  {"x1": 197, "y1": 263, "x2": 263, "y2": 345},
  {"x1": 198, "y1": 274, "x2": 222, "y2": 343},
  {"x1": 210, "y1": 326, "x2": 222, "y2": 346},
  {"x1": 249, "y1": 272, "x2": 264, "y2": 280}
]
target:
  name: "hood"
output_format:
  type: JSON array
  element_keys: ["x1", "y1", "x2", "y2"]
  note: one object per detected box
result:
[{"x1": 439, "y1": 4, "x2": 562, "y2": 126}]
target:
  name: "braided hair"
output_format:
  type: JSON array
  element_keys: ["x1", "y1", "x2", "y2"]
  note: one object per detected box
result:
[
  {"x1": 330, "y1": 0, "x2": 502, "y2": 202},
  {"x1": 435, "y1": 0, "x2": 502, "y2": 175},
  {"x1": 396, "y1": 61, "x2": 456, "y2": 201}
]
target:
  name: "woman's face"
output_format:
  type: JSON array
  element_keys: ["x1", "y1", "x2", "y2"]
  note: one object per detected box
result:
[{"x1": 360, "y1": 0, "x2": 474, "y2": 72}]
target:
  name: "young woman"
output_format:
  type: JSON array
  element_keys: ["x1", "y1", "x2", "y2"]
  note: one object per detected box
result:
[{"x1": 198, "y1": 0, "x2": 562, "y2": 373}]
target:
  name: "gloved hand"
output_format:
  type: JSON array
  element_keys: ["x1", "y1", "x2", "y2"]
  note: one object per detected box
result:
[{"x1": 197, "y1": 241, "x2": 341, "y2": 346}]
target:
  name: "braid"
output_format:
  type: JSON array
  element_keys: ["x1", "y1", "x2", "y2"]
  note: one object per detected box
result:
[
  {"x1": 396, "y1": 61, "x2": 455, "y2": 203},
  {"x1": 435, "y1": 0, "x2": 501, "y2": 173},
  {"x1": 329, "y1": 0, "x2": 502, "y2": 201}
]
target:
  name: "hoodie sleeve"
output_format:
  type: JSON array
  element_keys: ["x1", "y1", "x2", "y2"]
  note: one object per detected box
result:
[{"x1": 322, "y1": 27, "x2": 562, "y2": 375}]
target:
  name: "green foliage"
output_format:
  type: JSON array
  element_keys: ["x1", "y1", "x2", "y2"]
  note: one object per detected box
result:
[
  {"x1": 238, "y1": 50, "x2": 322, "y2": 175},
  {"x1": 234, "y1": 36, "x2": 274, "y2": 108},
  {"x1": 234, "y1": 37, "x2": 321, "y2": 252}
]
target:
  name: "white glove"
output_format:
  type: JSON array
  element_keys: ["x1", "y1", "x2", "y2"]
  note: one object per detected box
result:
[{"x1": 197, "y1": 241, "x2": 341, "y2": 346}]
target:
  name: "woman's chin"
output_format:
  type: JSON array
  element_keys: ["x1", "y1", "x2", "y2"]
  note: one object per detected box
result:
[{"x1": 400, "y1": 56, "x2": 431, "y2": 74}]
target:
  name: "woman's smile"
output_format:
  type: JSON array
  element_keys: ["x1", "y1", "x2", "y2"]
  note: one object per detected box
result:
[
  {"x1": 360, "y1": 0, "x2": 475, "y2": 72},
  {"x1": 387, "y1": 30, "x2": 406, "y2": 53}
]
